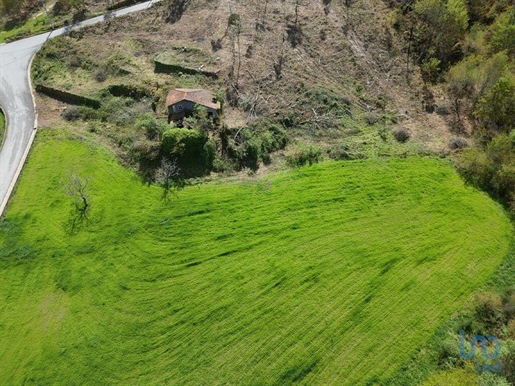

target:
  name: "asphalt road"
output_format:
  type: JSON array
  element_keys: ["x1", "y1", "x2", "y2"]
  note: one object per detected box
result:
[{"x1": 0, "y1": 0, "x2": 160, "y2": 216}]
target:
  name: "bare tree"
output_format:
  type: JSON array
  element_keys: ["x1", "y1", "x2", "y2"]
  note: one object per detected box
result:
[
  {"x1": 227, "y1": 13, "x2": 242, "y2": 82},
  {"x1": 156, "y1": 158, "x2": 184, "y2": 201},
  {"x1": 62, "y1": 174, "x2": 90, "y2": 212},
  {"x1": 61, "y1": 174, "x2": 91, "y2": 233}
]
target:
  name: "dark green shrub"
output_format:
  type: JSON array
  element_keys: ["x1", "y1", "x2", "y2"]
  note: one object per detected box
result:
[
  {"x1": 203, "y1": 140, "x2": 216, "y2": 169},
  {"x1": 448, "y1": 136, "x2": 469, "y2": 149},
  {"x1": 281, "y1": 110, "x2": 302, "y2": 128},
  {"x1": 226, "y1": 130, "x2": 259, "y2": 171},
  {"x1": 62, "y1": 106, "x2": 80, "y2": 121},
  {"x1": 478, "y1": 373, "x2": 511, "y2": 386},
  {"x1": 475, "y1": 76, "x2": 515, "y2": 133},
  {"x1": 287, "y1": 146, "x2": 323, "y2": 167},
  {"x1": 161, "y1": 128, "x2": 210, "y2": 177},
  {"x1": 328, "y1": 144, "x2": 363, "y2": 160},
  {"x1": 95, "y1": 69, "x2": 107, "y2": 82},
  {"x1": 490, "y1": 9, "x2": 515, "y2": 56},
  {"x1": 246, "y1": 139, "x2": 260, "y2": 170},
  {"x1": 165, "y1": 0, "x2": 190, "y2": 23},
  {"x1": 393, "y1": 127, "x2": 411, "y2": 143},
  {"x1": 437, "y1": 332, "x2": 464, "y2": 370},
  {"x1": 500, "y1": 339, "x2": 515, "y2": 383},
  {"x1": 212, "y1": 155, "x2": 234, "y2": 173},
  {"x1": 135, "y1": 113, "x2": 164, "y2": 141},
  {"x1": 502, "y1": 287, "x2": 515, "y2": 320},
  {"x1": 475, "y1": 292, "x2": 506, "y2": 333},
  {"x1": 78, "y1": 106, "x2": 101, "y2": 121},
  {"x1": 366, "y1": 113, "x2": 379, "y2": 126}
]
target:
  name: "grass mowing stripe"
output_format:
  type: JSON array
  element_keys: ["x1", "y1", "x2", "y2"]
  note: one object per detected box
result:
[{"x1": 0, "y1": 129, "x2": 511, "y2": 385}]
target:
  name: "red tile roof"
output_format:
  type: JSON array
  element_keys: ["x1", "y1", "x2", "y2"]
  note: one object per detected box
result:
[{"x1": 166, "y1": 88, "x2": 220, "y2": 110}]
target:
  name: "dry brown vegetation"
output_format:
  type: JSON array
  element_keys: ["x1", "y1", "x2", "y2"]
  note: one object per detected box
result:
[{"x1": 34, "y1": 0, "x2": 458, "y2": 154}]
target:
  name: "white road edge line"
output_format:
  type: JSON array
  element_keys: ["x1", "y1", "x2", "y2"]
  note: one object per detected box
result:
[
  {"x1": 0, "y1": 52, "x2": 39, "y2": 216},
  {"x1": 0, "y1": 0, "x2": 162, "y2": 217}
]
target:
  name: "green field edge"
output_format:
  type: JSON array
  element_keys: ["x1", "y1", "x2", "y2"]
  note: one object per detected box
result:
[
  {"x1": 0, "y1": 129, "x2": 512, "y2": 385},
  {"x1": 383, "y1": 236, "x2": 515, "y2": 386}
]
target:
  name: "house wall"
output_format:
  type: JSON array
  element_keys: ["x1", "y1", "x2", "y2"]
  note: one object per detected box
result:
[{"x1": 168, "y1": 101, "x2": 218, "y2": 122}]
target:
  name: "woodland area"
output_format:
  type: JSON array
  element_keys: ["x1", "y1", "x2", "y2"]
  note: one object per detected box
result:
[{"x1": 388, "y1": 0, "x2": 515, "y2": 211}]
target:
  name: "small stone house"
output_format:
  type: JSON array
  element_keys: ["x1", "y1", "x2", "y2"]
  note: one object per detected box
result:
[{"x1": 166, "y1": 88, "x2": 220, "y2": 123}]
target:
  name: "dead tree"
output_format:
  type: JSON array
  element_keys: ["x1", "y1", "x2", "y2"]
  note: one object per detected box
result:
[
  {"x1": 61, "y1": 174, "x2": 91, "y2": 233},
  {"x1": 62, "y1": 174, "x2": 90, "y2": 212},
  {"x1": 156, "y1": 158, "x2": 184, "y2": 201}
]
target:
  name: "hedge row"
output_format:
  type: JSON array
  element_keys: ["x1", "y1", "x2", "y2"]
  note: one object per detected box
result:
[
  {"x1": 35, "y1": 84, "x2": 101, "y2": 109},
  {"x1": 107, "y1": 84, "x2": 156, "y2": 100},
  {"x1": 153, "y1": 61, "x2": 219, "y2": 79}
]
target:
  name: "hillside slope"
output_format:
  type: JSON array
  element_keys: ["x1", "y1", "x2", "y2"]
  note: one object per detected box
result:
[
  {"x1": 0, "y1": 128, "x2": 510, "y2": 385},
  {"x1": 33, "y1": 0, "x2": 455, "y2": 158}
]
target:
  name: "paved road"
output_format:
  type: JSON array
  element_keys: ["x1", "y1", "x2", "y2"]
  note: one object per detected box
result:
[{"x1": 0, "y1": 0, "x2": 160, "y2": 216}]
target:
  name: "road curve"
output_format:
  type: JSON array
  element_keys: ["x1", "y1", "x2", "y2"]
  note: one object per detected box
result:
[{"x1": 0, "y1": 0, "x2": 160, "y2": 216}]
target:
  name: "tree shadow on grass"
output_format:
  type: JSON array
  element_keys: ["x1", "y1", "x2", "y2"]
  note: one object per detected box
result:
[{"x1": 65, "y1": 206, "x2": 90, "y2": 235}]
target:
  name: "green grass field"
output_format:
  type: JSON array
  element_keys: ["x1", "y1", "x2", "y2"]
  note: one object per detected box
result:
[
  {"x1": 0, "y1": 129, "x2": 511, "y2": 385},
  {"x1": 0, "y1": 14, "x2": 50, "y2": 43}
]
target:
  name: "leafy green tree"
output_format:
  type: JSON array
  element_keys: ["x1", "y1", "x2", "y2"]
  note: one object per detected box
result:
[
  {"x1": 413, "y1": 0, "x2": 469, "y2": 65},
  {"x1": 490, "y1": 7, "x2": 515, "y2": 56},
  {"x1": 459, "y1": 132, "x2": 515, "y2": 206},
  {"x1": 475, "y1": 76, "x2": 515, "y2": 132},
  {"x1": 161, "y1": 128, "x2": 212, "y2": 177},
  {"x1": 0, "y1": 0, "x2": 39, "y2": 17},
  {"x1": 447, "y1": 0, "x2": 469, "y2": 30},
  {"x1": 447, "y1": 52, "x2": 509, "y2": 119}
]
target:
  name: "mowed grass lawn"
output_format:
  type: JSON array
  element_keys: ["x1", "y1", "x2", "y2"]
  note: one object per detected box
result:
[{"x1": 0, "y1": 129, "x2": 511, "y2": 385}]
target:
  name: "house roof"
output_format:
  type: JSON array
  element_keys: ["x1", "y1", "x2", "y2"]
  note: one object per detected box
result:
[{"x1": 166, "y1": 88, "x2": 220, "y2": 110}]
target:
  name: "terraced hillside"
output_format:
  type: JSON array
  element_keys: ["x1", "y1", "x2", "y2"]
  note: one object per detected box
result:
[{"x1": 0, "y1": 129, "x2": 511, "y2": 385}]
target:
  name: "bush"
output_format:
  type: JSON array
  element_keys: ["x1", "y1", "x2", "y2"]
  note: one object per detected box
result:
[
  {"x1": 287, "y1": 146, "x2": 323, "y2": 167},
  {"x1": 475, "y1": 292, "x2": 506, "y2": 332},
  {"x1": 165, "y1": 0, "x2": 190, "y2": 23},
  {"x1": 500, "y1": 339, "x2": 515, "y2": 383},
  {"x1": 94, "y1": 69, "x2": 107, "y2": 82},
  {"x1": 341, "y1": 95, "x2": 353, "y2": 106},
  {"x1": 502, "y1": 288, "x2": 515, "y2": 320},
  {"x1": 212, "y1": 155, "x2": 234, "y2": 173},
  {"x1": 62, "y1": 106, "x2": 80, "y2": 121},
  {"x1": 437, "y1": 331, "x2": 464, "y2": 369},
  {"x1": 478, "y1": 373, "x2": 511, "y2": 386},
  {"x1": 224, "y1": 121, "x2": 289, "y2": 170},
  {"x1": 366, "y1": 112, "x2": 379, "y2": 126},
  {"x1": 508, "y1": 319, "x2": 515, "y2": 339},
  {"x1": 392, "y1": 127, "x2": 410, "y2": 142},
  {"x1": 78, "y1": 106, "x2": 101, "y2": 121},
  {"x1": 328, "y1": 144, "x2": 364, "y2": 160},
  {"x1": 68, "y1": 55, "x2": 81, "y2": 68},
  {"x1": 98, "y1": 97, "x2": 143, "y2": 126},
  {"x1": 436, "y1": 101, "x2": 451, "y2": 115},
  {"x1": 475, "y1": 76, "x2": 515, "y2": 133},
  {"x1": 448, "y1": 136, "x2": 469, "y2": 149},
  {"x1": 420, "y1": 57, "x2": 442, "y2": 83},
  {"x1": 135, "y1": 114, "x2": 164, "y2": 141},
  {"x1": 161, "y1": 128, "x2": 210, "y2": 177}
]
